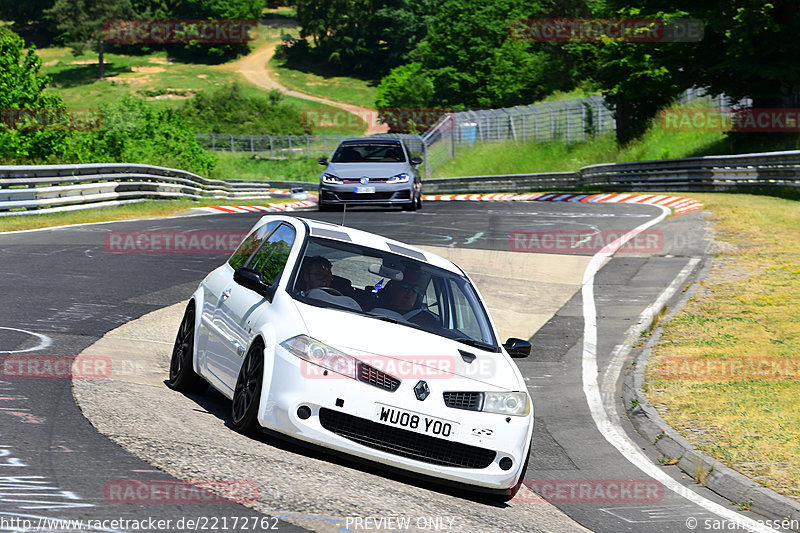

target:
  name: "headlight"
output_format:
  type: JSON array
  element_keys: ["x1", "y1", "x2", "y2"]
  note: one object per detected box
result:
[
  {"x1": 280, "y1": 335, "x2": 356, "y2": 379},
  {"x1": 482, "y1": 392, "x2": 530, "y2": 416},
  {"x1": 322, "y1": 173, "x2": 342, "y2": 184},
  {"x1": 387, "y1": 173, "x2": 410, "y2": 183}
]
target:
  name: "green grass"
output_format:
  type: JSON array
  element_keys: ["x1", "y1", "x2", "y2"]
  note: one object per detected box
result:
[
  {"x1": 433, "y1": 107, "x2": 731, "y2": 177},
  {"x1": 210, "y1": 152, "x2": 320, "y2": 182},
  {"x1": 37, "y1": 24, "x2": 363, "y2": 132},
  {"x1": 433, "y1": 99, "x2": 800, "y2": 178},
  {"x1": 269, "y1": 54, "x2": 380, "y2": 108}
]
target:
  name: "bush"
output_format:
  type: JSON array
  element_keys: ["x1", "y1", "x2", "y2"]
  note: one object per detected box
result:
[
  {"x1": 0, "y1": 27, "x2": 71, "y2": 160},
  {"x1": 180, "y1": 82, "x2": 311, "y2": 135},
  {"x1": 85, "y1": 96, "x2": 216, "y2": 174}
]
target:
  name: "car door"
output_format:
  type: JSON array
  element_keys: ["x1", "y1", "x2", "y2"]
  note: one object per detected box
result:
[
  {"x1": 199, "y1": 220, "x2": 278, "y2": 388},
  {"x1": 206, "y1": 222, "x2": 297, "y2": 394}
]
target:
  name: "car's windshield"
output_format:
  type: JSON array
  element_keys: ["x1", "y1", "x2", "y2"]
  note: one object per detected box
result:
[
  {"x1": 291, "y1": 237, "x2": 498, "y2": 350},
  {"x1": 331, "y1": 142, "x2": 406, "y2": 163}
]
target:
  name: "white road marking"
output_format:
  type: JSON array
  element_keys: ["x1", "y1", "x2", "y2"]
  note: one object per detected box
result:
[
  {"x1": 0, "y1": 328, "x2": 52, "y2": 354},
  {"x1": 581, "y1": 205, "x2": 776, "y2": 533}
]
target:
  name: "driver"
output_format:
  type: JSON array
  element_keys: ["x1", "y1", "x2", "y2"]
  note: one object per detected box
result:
[
  {"x1": 300, "y1": 256, "x2": 333, "y2": 293},
  {"x1": 384, "y1": 271, "x2": 423, "y2": 314}
]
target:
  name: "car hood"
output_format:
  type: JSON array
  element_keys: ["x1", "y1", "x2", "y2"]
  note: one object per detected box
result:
[
  {"x1": 325, "y1": 162, "x2": 410, "y2": 179},
  {"x1": 296, "y1": 303, "x2": 523, "y2": 390}
]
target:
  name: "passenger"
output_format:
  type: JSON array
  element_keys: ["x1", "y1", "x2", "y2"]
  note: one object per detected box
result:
[{"x1": 299, "y1": 256, "x2": 333, "y2": 293}]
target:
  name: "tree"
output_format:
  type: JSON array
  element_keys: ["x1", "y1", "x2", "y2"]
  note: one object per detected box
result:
[
  {"x1": 411, "y1": 0, "x2": 557, "y2": 108},
  {"x1": 168, "y1": 0, "x2": 263, "y2": 62},
  {"x1": 45, "y1": 0, "x2": 135, "y2": 79},
  {"x1": 0, "y1": 0, "x2": 54, "y2": 26},
  {"x1": 294, "y1": 0, "x2": 430, "y2": 74},
  {"x1": 0, "y1": 28, "x2": 70, "y2": 160},
  {"x1": 375, "y1": 63, "x2": 433, "y2": 108},
  {"x1": 587, "y1": 0, "x2": 800, "y2": 143}
]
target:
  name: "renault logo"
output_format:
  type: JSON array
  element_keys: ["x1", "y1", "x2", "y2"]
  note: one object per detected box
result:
[
  {"x1": 360, "y1": 177, "x2": 370, "y2": 184},
  {"x1": 414, "y1": 380, "x2": 430, "y2": 401}
]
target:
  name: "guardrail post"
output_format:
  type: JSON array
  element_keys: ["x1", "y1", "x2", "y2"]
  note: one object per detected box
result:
[
  {"x1": 250, "y1": 135, "x2": 254, "y2": 155},
  {"x1": 269, "y1": 136, "x2": 274, "y2": 158},
  {"x1": 230, "y1": 134, "x2": 235, "y2": 153}
]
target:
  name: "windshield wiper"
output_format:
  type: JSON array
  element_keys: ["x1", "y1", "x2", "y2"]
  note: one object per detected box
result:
[
  {"x1": 367, "y1": 313, "x2": 398, "y2": 324},
  {"x1": 366, "y1": 312, "x2": 428, "y2": 332},
  {"x1": 453, "y1": 337, "x2": 497, "y2": 352}
]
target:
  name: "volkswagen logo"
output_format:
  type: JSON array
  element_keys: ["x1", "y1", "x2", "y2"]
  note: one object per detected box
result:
[
  {"x1": 360, "y1": 177, "x2": 370, "y2": 184},
  {"x1": 413, "y1": 380, "x2": 430, "y2": 401}
]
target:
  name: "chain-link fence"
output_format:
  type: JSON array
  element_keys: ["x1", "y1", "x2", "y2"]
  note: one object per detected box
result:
[
  {"x1": 418, "y1": 96, "x2": 614, "y2": 176},
  {"x1": 198, "y1": 89, "x2": 750, "y2": 178},
  {"x1": 196, "y1": 133, "x2": 425, "y2": 159}
]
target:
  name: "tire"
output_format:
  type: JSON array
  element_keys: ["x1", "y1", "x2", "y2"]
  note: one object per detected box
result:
[
  {"x1": 401, "y1": 193, "x2": 417, "y2": 211},
  {"x1": 318, "y1": 200, "x2": 333, "y2": 212},
  {"x1": 168, "y1": 303, "x2": 207, "y2": 393},
  {"x1": 231, "y1": 341, "x2": 264, "y2": 434},
  {"x1": 416, "y1": 192, "x2": 423, "y2": 210}
]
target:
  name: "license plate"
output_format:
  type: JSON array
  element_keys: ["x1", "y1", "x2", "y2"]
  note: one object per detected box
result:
[
  {"x1": 374, "y1": 404, "x2": 459, "y2": 439},
  {"x1": 354, "y1": 186, "x2": 375, "y2": 194}
]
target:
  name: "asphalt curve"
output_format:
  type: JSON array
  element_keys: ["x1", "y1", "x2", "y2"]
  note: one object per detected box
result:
[{"x1": 0, "y1": 201, "x2": 770, "y2": 532}]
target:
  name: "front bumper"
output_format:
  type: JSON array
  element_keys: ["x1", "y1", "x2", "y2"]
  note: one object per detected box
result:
[
  {"x1": 257, "y1": 345, "x2": 533, "y2": 491},
  {"x1": 319, "y1": 183, "x2": 414, "y2": 206}
]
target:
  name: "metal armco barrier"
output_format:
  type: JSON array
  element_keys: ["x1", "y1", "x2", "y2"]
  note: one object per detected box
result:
[
  {"x1": 420, "y1": 150, "x2": 800, "y2": 194},
  {"x1": 2, "y1": 150, "x2": 798, "y2": 215},
  {"x1": 0, "y1": 163, "x2": 310, "y2": 216}
]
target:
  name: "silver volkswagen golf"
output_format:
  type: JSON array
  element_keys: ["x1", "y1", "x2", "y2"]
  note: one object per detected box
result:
[{"x1": 317, "y1": 139, "x2": 423, "y2": 211}]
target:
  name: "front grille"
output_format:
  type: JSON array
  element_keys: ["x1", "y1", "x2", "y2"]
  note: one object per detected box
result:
[
  {"x1": 341, "y1": 177, "x2": 390, "y2": 183},
  {"x1": 358, "y1": 362, "x2": 400, "y2": 392},
  {"x1": 335, "y1": 192, "x2": 395, "y2": 201},
  {"x1": 443, "y1": 392, "x2": 483, "y2": 411},
  {"x1": 318, "y1": 408, "x2": 496, "y2": 469}
]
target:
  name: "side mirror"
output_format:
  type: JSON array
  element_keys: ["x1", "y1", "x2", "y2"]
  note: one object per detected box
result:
[
  {"x1": 503, "y1": 337, "x2": 531, "y2": 358},
  {"x1": 410, "y1": 156, "x2": 423, "y2": 166},
  {"x1": 233, "y1": 267, "x2": 275, "y2": 301},
  {"x1": 318, "y1": 157, "x2": 328, "y2": 166}
]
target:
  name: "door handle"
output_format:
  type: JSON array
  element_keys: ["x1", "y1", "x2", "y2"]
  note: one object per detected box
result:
[{"x1": 221, "y1": 288, "x2": 231, "y2": 301}]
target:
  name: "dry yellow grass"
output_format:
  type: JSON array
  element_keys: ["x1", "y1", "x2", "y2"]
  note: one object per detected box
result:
[{"x1": 646, "y1": 193, "x2": 800, "y2": 501}]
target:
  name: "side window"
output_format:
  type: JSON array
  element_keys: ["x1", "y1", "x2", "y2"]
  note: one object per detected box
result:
[
  {"x1": 423, "y1": 280, "x2": 441, "y2": 318},
  {"x1": 447, "y1": 279, "x2": 481, "y2": 339},
  {"x1": 228, "y1": 221, "x2": 279, "y2": 270},
  {"x1": 248, "y1": 224, "x2": 296, "y2": 285}
]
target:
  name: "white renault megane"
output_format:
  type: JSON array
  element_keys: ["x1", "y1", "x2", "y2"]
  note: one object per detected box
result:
[{"x1": 169, "y1": 215, "x2": 533, "y2": 499}]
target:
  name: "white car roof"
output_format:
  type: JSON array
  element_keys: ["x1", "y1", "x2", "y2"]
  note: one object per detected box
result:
[{"x1": 295, "y1": 216, "x2": 461, "y2": 274}]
